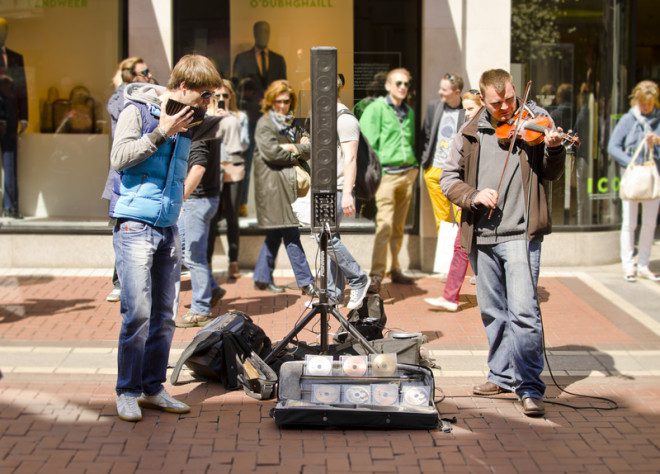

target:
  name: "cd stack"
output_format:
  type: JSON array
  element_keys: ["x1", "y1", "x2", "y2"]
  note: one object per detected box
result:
[{"x1": 271, "y1": 354, "x2": 439, "y2": 429}]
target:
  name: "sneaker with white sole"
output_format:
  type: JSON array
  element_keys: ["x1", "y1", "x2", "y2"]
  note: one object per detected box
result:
[
  {"x1": 424, "y1": 296, "x2": 459, "y2": 312},
  {"x1": 138, "y1": 388, "x2": 190, "y2": 414},
  {"x1": 346, "y1": 276, "x2": 371, "y2": 310},
  {"x1": 106, "y1": 288, "x2": 121, "y2": 302},
  {"x1": 637, "y1": 267, "x2": 660, "y2": 281},
  {"x1": 116, "y1": 393, "x2": 142, "y2": 422}
]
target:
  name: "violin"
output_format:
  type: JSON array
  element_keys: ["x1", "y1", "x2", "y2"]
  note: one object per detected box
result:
[{"x1": 495, "y1": 108, "x2": 580, "y2": 150}]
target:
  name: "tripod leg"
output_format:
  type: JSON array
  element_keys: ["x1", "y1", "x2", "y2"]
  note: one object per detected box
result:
[
  {"x1": 263, "y1": 307, "x2": 321, "y2": 364},
  {"x1": 330, "y1": 307, "x2": 376, "y2": 354}
]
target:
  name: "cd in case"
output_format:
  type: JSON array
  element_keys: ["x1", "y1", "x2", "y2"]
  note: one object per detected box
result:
[
  {"x1": 340, "y1": 355, "x2": 368, "y2": 377},
  {"x1": 304, "y1": 354, "x2": 334, "y2": 376},
  {"x1": 311, "y1": 384, "x2": 341, "y2": 404},
  {"x1": 401, "y1": 385, "x2": 431, "y2": 407},
  {"x1": 371, "y1": 384, "x2": 400, "y2": 406},
  {"x1": 370, "y1": 353, "x2": 398, "y2": 377},
  {"x1": 342, "y1": 385, "x2": 371, "y2": 405}
]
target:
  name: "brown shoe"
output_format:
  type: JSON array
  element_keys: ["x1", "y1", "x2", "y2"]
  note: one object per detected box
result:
[
  {"x1": 368, "y1": 275, "x2": 382, "y2": 294},
  {"x1": 228, "y1": 261, "x2": 241, "y2": 280},
  {"x1": 390, "y1": 269, "x2": 414, "y2": 285},
  {"x1": 522, "y1": 397, "x2": 545, "y2": 417},
  {"x1": 472, "y1": 381, "x2": 511, "y2": 396},
  {"x1": 239, "y1": 204, "x2": 248, "y2": 217}
]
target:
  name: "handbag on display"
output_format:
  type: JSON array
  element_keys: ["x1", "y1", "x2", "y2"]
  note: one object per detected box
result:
[{"x1": 619, "y1": 140, "x2": 660, "y2": 201}]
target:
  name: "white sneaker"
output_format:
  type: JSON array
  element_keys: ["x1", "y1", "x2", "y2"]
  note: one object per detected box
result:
[
  {"x1": 138, "y1": 388, "x2": 190, "y2": 414},
  {"x1": 106, "y1": 288, "x2": 121, "y2": 302},
  {"x1": 116, "y1": 393, "x2": 142, "y2": 422},
  {"x1": 424, "y1": 296, "x2": 459, "y2": 312},
  {"x1": 637, "y1": 267, "x2": 660, "y2": 281},
  {"x1": 346, "y1": 276, "x2": 371, "y2": 310}
]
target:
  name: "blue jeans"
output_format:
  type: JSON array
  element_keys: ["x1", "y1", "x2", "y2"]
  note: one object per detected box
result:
[
  {"x1": 325, "y1": 191, "x2": 367, "y2": 303},
  {"x1": 253, "y1": 227, "x2": 314, "y2": 287},
  {"x1": 2, "y1": 149, "x2": 18, "y2": 210},
  {"x1": 178, "y1": 196, "x2": 220, "y2": 314},
  {"x1": 470, "y1": 239, "x2": 545, "y2": 400},
  {"x1": 113, "y1": 220, "x2": 181, "y2": 396}
]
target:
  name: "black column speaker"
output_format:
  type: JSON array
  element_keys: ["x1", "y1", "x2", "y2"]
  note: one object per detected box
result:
[{"x1": 310, "y1": 46, "x2": 337, "y2": 231}]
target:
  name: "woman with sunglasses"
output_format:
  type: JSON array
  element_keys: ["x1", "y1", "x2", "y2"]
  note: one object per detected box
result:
[
  {"x1": 252, "y1": 80, "x2": 318, "y2": 296},
  {"x1": 205, "y1": 80, "x2": 250, "y2": 281}
]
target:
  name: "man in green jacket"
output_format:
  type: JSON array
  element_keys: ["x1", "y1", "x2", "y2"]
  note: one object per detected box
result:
[{"x1": 359, "y1": 68, "x2": 418, "y2": 293}]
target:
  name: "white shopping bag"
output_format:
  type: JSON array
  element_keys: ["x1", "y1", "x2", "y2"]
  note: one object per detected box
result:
[{"x1": 433, "y1": 219, "x2": 458, "y2": 275}]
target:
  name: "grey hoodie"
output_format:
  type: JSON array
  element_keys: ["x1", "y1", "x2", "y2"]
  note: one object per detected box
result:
[{"x1": 110, "y1": 83, "x2": 243, "y2": 171}]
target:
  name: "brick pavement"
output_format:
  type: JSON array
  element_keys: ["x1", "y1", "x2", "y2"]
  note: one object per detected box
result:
[{"x1": 1, "y1": 270, "x2": 660, "y2": 473}]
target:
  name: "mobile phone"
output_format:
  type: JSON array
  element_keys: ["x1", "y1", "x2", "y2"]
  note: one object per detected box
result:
[{"x1": 218, "y1": 99, "x2": 226, "y2": 110}]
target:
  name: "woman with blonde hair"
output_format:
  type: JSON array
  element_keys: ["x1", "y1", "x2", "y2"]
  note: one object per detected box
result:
[
  {"x1": 608, "y1": 80, "x2": 660, "y2": 282},
  {"x1": 252, "y1": 80, "x2": 317, "y2": 295},
  {"x1": 206, "y1": 79, "x2": 250, "y2": 280}
]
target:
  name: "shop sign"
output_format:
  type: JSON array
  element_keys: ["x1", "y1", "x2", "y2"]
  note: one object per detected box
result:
[
  {"x1": 249, "y1": 0, "x2": 333, "y2": 7},
  {"x1": 587, "y1": 176, "x2": 620, "y2": 195},
  {"x1": 2, "y1": 0, "x2": 89, "y2": 8}
]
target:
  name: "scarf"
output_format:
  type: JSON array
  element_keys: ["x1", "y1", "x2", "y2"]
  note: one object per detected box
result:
[{"x1": 269, "y1": 110, "x2": 296, "y2": 142}]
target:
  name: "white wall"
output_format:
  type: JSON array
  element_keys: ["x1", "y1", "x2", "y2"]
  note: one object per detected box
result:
[
  {"x1": 128, "y1": 0, "x2": 172, "y2": 85},
  {"x1": 419, "y1": 0, "x2": 511, "y2": 270}
]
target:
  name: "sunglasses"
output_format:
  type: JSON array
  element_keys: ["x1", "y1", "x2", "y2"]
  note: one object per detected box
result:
[
  {"x1": 274, "y1": 99, "x2": 291, "y2": 105},
  {"x1": 395, "y1": 81, "x2": 410, "y2": 89},
  {"x1": 136, "y1": 68, "x2": 150, "y2": 77},
  {"x1": 468, "y1": 89, "x2": 481, "y2": 95},
  {"x1": 199, "y1": 90, "x2": 214, "y2": 100},
  {"x1": 214, "y1": 93, "x2": 230, "y2": 99}
]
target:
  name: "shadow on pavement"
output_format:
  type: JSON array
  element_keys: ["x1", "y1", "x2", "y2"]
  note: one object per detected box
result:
[{"x1": 0, "y1": 298, "x2": 96, "y2": 324}]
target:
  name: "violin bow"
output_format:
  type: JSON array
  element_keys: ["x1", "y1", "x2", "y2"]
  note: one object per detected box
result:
[{"x1": 488, "y1": 80, "x2": 533, "y2": 220}]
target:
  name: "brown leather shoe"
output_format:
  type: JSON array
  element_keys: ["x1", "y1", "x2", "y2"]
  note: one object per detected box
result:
[
  {"x1": 472, "y1": 381, "x2": 511, "y2": 396},
  {"x1": 228, "y1": 261, "x2": 241, "y2": 280},
  {"x1": 368, "y1": 275, "x2": 382, "y2": 294},
  {"x1": 390, "y1": 269, "x2": 414, "y2": 285},
  {"x1": 522, "y1": 397, "x2": 545, "y2": 417}
]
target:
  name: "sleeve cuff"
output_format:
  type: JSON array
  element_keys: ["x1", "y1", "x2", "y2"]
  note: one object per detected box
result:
[{"x1": 147, "y1": 128, "x2": 168, "y2": 147}]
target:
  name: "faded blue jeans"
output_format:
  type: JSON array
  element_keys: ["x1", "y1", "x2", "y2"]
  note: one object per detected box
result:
[
  {"x1": 113, "y1": 220, "x2": 181, "y2": 396},
  {"x1": 325, "y1": 191, "x2": 368, "y2": 304},
  {"x1": 253, "y1": 227, "x2": 314, "y2": 288},
  {"x1": 470, "y1": 238, "x2": 545, "y2": 400},
  {"x1": 178, "y1": 196, "x2": 220, "y2": 314}
]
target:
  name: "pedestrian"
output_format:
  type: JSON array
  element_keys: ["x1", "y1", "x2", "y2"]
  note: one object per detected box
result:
[
  {"x1": 425, "y1": 89, "x2": 483, "y2": 312},
  {"x1": 102, "y1": 56, "x2": 155, "y2": 303},
  {"x1": 607, "y1": 80, "x2": 660, "y2": 282},
  {"x1": 359, "y1": 68, "x2": 418, "y2": 293},
  {"x1": 252, "y1": 80, "x2": 318, "y2": 296},
  {"x1": 441, "y1": 69, "x2": 567, "y2": 417},
  {"x1": 312, "y1": 74, "x2": 371, "y2": 309},
  {"x1": 207, "y1": 79, "x2": 250, "y2": 281},
  {"x1": 110, "y1": 54, "x2": 243, "y2": 422}
]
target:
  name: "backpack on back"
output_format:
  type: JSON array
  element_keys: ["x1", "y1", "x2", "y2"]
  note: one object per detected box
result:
[{"x1": 337, "y1": 108, "x2": 382, "y2": 200}]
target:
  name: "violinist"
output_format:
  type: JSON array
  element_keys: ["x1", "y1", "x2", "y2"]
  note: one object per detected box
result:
[{"x1": 440, "y1": 69, "x2": 566, "y2": 417}]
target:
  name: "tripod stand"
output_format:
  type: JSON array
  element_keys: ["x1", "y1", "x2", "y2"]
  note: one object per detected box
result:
[{"x1": 263, "y1": 225, "x2": 376, "y2": 364}]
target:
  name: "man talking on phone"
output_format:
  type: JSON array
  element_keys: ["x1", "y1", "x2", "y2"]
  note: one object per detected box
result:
[{"x1": 110, "y1": 54, "x2": 243, "y2": 422}]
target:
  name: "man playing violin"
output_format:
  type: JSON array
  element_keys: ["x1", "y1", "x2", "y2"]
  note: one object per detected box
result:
[{"x1": 440, "y1": 69, "x2": 565, "y2": 417}]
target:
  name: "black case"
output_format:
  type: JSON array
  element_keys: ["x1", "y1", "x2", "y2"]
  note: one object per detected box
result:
[{"x1": 270, "y1": 361, "x2": 439, "y2": 430}]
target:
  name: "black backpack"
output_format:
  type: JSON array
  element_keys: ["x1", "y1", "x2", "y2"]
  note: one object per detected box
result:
[
  {"x1": 337, "y1": 109, "x2": 382, "y2": 200},
  {"x1": 171, "y1": 310, "x2": 276, "y2": 398}
]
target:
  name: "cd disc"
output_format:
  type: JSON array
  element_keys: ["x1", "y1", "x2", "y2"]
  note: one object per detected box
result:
[
  {"x1": 372, "y1": 385, "x2": 399, "y2": 406},
  {"x1": 342, "y1": 356, "x2": 368, "y2": 376},
  {"x1": 306, "y1": 355, "x2": 333, "y2": 376},
  {"x1": 344, "y1": 385, "x2": 371, "y2": 404},
  {"x1": 371, "y1": 354, "x2": 397, "y2": 376},
  {"x1": 312, "y1": 384, "x2": 341, "y2": 404},
  {"x1": 403, "y1": 387, "x2": 429, "y2": 406}
]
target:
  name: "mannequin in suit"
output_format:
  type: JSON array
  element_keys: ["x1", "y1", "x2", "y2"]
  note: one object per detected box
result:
[
  {"x1": 232, "y1": 21, "x2": 287, "y2": 216},
  {"x1": 0, "y1": 17, "x2": 28, "y2": 219}
]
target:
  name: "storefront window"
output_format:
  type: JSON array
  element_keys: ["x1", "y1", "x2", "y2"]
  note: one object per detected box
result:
[
  {"x1": 511, "y1": 0, "x2": 634, "y2": 228},
  {"x1": 1, "y1": 1, "x2": 122, "y2": 218},
  {"x1": 174, "y1": 0, "x2": 421, "y2": 229}
]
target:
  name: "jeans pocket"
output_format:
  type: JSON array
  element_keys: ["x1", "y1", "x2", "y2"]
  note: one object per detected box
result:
[{"x1": 120, "y1": 220, "x2": 149, "y2": 234}]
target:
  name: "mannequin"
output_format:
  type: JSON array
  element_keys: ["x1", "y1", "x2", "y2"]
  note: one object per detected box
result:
[{"x1": 0, "y1": 17, "x2": 28, "y2": 219}]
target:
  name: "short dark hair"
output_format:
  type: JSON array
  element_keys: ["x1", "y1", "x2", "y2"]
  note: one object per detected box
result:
[
  {"x1": 167, "y1": 54, "x2": 223, "y2": 91},
  {"x1": 442, "y1": 72, "x2": 464, "y2": 92}
]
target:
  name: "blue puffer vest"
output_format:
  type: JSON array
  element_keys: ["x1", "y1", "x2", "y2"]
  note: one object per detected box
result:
[{"x1": 112, "y1": 101, "x2": 191, "y2": 227}]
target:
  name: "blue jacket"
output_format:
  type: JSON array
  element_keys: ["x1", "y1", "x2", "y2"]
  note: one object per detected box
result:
[
  {"x1": 608, "y1": 106, "x2": 660, "y2": 172},
  {"x1": 112, "y1": 101, "x2": 191, "y2": 227}
]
